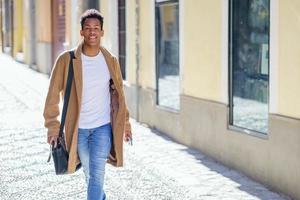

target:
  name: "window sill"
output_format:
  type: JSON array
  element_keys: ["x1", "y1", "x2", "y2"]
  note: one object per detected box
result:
[
  {"x1": 155, "y1": 104, "x2": 180, "y2": 114},
  {"x1": 228, "y1": 125, "x2": 269, "y2": 140}
]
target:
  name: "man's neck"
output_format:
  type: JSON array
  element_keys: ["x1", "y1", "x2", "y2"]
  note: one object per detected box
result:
[{"x1": 82, "y1": 44, "x2": 100, "y2": 57}]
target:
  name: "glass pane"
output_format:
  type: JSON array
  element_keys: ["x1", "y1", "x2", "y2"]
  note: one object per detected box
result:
[
  {"x1": 231, "y1": 0, "x2": 269, "y2": 133},
  {"x1": 155, "y1": 2, "x2": 179, "y2": 110}
]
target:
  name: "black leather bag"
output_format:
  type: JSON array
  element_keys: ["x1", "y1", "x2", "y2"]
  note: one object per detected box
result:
[
  {"x1": 51, "y1": 136, "x2": 69, "y2": 174},
  {"x1": 47, "y1": 51, "x2": 81, "y2": 175}
]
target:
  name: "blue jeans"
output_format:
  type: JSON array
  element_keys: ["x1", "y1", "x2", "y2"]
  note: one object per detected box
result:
[{"x1": 77, "y1": 123, "x2": 112, "y2": 200}]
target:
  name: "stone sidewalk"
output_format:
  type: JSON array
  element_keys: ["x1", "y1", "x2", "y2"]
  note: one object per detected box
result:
[{"x1": 0, "y1": 53, "x2": 291, "y2": 200}]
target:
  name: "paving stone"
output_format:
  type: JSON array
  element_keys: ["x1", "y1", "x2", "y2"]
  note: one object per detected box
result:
[{"x1": 0, "y1": 53, "x2": 292, "y2": 200}]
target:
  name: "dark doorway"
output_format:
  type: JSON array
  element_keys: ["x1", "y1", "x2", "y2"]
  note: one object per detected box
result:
[{"x1": 118, "y1": 0, "x2": 126, "y2": 79}]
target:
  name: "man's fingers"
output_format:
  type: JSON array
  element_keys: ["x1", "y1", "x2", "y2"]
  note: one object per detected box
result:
[
  {"x1": 124, "y1": 135, "x2": 130, "y2": 142},
  {"x1": 52, "y1": 138, "x2": 58, "y2": 148},
  {"x1": 48, "y1": 136, "x2": 58, "y2": 147},
  {"x1": 124, "y1": 132, "x2": 132, "y2": 144}
]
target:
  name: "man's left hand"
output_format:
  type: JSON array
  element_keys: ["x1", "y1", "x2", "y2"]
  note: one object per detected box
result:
[{"x1": 124, "y1": 130, "x2": 132, "y2": 144}]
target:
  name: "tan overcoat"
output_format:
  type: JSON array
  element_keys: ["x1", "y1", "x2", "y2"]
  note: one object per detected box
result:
[{"x1": 43, "y1": 43, "x2": 131, "y2": 174}]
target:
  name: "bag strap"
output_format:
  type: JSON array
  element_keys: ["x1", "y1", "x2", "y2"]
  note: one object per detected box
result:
[{"x1": 59, "y1": 51, "x2": 75, "y2": 137}]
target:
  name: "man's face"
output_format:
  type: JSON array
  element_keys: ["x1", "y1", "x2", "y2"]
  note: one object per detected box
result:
[{"x1": 80, "y1": 18, "x2": 103, "y2": 47}]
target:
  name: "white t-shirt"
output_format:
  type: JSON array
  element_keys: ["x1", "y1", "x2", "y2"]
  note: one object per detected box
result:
[{"x1": 78, "y1": 51, "x2": 111, "y2": 129}]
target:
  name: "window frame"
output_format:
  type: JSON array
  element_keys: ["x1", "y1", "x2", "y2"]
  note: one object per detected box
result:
[
  {"x1": 154, "y1": 0, "x2": 180, "y2": 111},
  {"x1": 228, "y1": 0, "x2": 271, "y2": 136}
]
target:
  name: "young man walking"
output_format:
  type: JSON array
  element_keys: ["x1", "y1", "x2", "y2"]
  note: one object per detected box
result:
[{"x1": 43, "y1": 9, "x2": 132, "y2": 200}]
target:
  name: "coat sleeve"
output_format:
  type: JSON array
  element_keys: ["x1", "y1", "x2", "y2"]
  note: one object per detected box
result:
[
  {"x1": 113, "y1": 57, "x2": 132, "y2": 133},
  {"x1": 43, "y1": 55, "x2": 66, "y2": 137}
]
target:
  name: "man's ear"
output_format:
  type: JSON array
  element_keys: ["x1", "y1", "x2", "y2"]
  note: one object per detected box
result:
[
  {"x1": 80, "y1": 29, "x2": 83, "y2": 36},
  {"x1": 100, "y1": 30, "x2": 104, "y2": 37}
]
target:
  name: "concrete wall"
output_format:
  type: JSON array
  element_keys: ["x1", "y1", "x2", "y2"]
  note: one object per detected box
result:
[
  {"x1": 124, "y1": 86, "x2": 300, "y2": 199},
  {"x1": 95, "y1": 0, "x2": 300, "y2": 199}
]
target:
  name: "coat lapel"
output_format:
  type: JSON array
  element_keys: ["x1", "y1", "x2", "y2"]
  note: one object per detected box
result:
[
  {"x1": 73, "y1": 44, "x2": 83, "y2": 107},
  {"x1": 100, "y1": 46, "x2": 119, "y2": 90},
  {"x1": 73, "y1": 59, "x2": 82, "y2": 106}
]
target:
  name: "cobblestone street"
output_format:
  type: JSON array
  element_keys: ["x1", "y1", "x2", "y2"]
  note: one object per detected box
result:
[{"x1": 0, "y1": 53, "x2": 291, "y2": 200}]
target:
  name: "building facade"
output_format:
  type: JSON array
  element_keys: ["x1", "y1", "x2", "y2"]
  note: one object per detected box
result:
[
  {"x1": 100, "y1": 0, "x2": 300, "y2": 199},
  {"x1": 0, "y1": 0, "x2": 299, "y2": 199},
  {"x1": 0, "y1": 0, "x2": 100, "y2": 73}
]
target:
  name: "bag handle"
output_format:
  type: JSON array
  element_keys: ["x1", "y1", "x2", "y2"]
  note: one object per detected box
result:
[
  {"x1": 59, "y1": 51, "x2": 75, "y2": 138},
  {"x1": 47, "y1": 51, "x2": 75, "y2": 163}
]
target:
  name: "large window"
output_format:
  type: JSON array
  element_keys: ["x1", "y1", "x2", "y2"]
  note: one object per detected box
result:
[
  {"x1": 229, "y1": 0, "x2": 270, "y2": 134},
  {"x1": 155, "y1": 0, "x2": 179, "y2": 110}
]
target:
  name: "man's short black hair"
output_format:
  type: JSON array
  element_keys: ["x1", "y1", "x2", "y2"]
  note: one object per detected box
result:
[{"x1": 80, "y1": 9, "x2": 104, "y2": 30}]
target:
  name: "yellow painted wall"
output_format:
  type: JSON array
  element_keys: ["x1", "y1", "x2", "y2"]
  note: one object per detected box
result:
[
  {"x1": 100, "y1": 0, "x2": 119, "y2": 55},
  {"x1": 13, "y1": 0, "x2": 23, "y2": 57},
  {"x1": 100, "y1": 0, "x2": 109, "y2": 46},
  {"x1": 126, "y1": 0, "x2": 137, "y2": 85},
  {"x1": 278, "y1": 0, "x2": 300, "y2": 119},
  {"x1": 138, "y1": 0, "x2": 155, "y2": 89},
  {"x1": 36, "y1": 0, "x2": 51, "y2": 42},
  {"x1": 182, "y1": 0, "x2": 222, "y2": 101}
]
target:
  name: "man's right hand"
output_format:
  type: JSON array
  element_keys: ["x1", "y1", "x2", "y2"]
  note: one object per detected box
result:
[{"x1": 48, "y1": 136, "x2": 59, "y2": 147}]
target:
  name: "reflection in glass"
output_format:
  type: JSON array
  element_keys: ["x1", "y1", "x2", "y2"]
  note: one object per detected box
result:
[
  {"x1": 230, "y1": 0, "x2": 269, "y2": 133},
  {"x1": 155, "y1": 1, "x2": 179, "y2": 110}
]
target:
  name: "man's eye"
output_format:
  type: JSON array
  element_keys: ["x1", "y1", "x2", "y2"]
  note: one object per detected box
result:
[{"x1": 84, "y1": 27, "x2": 100, "y2": 31}]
